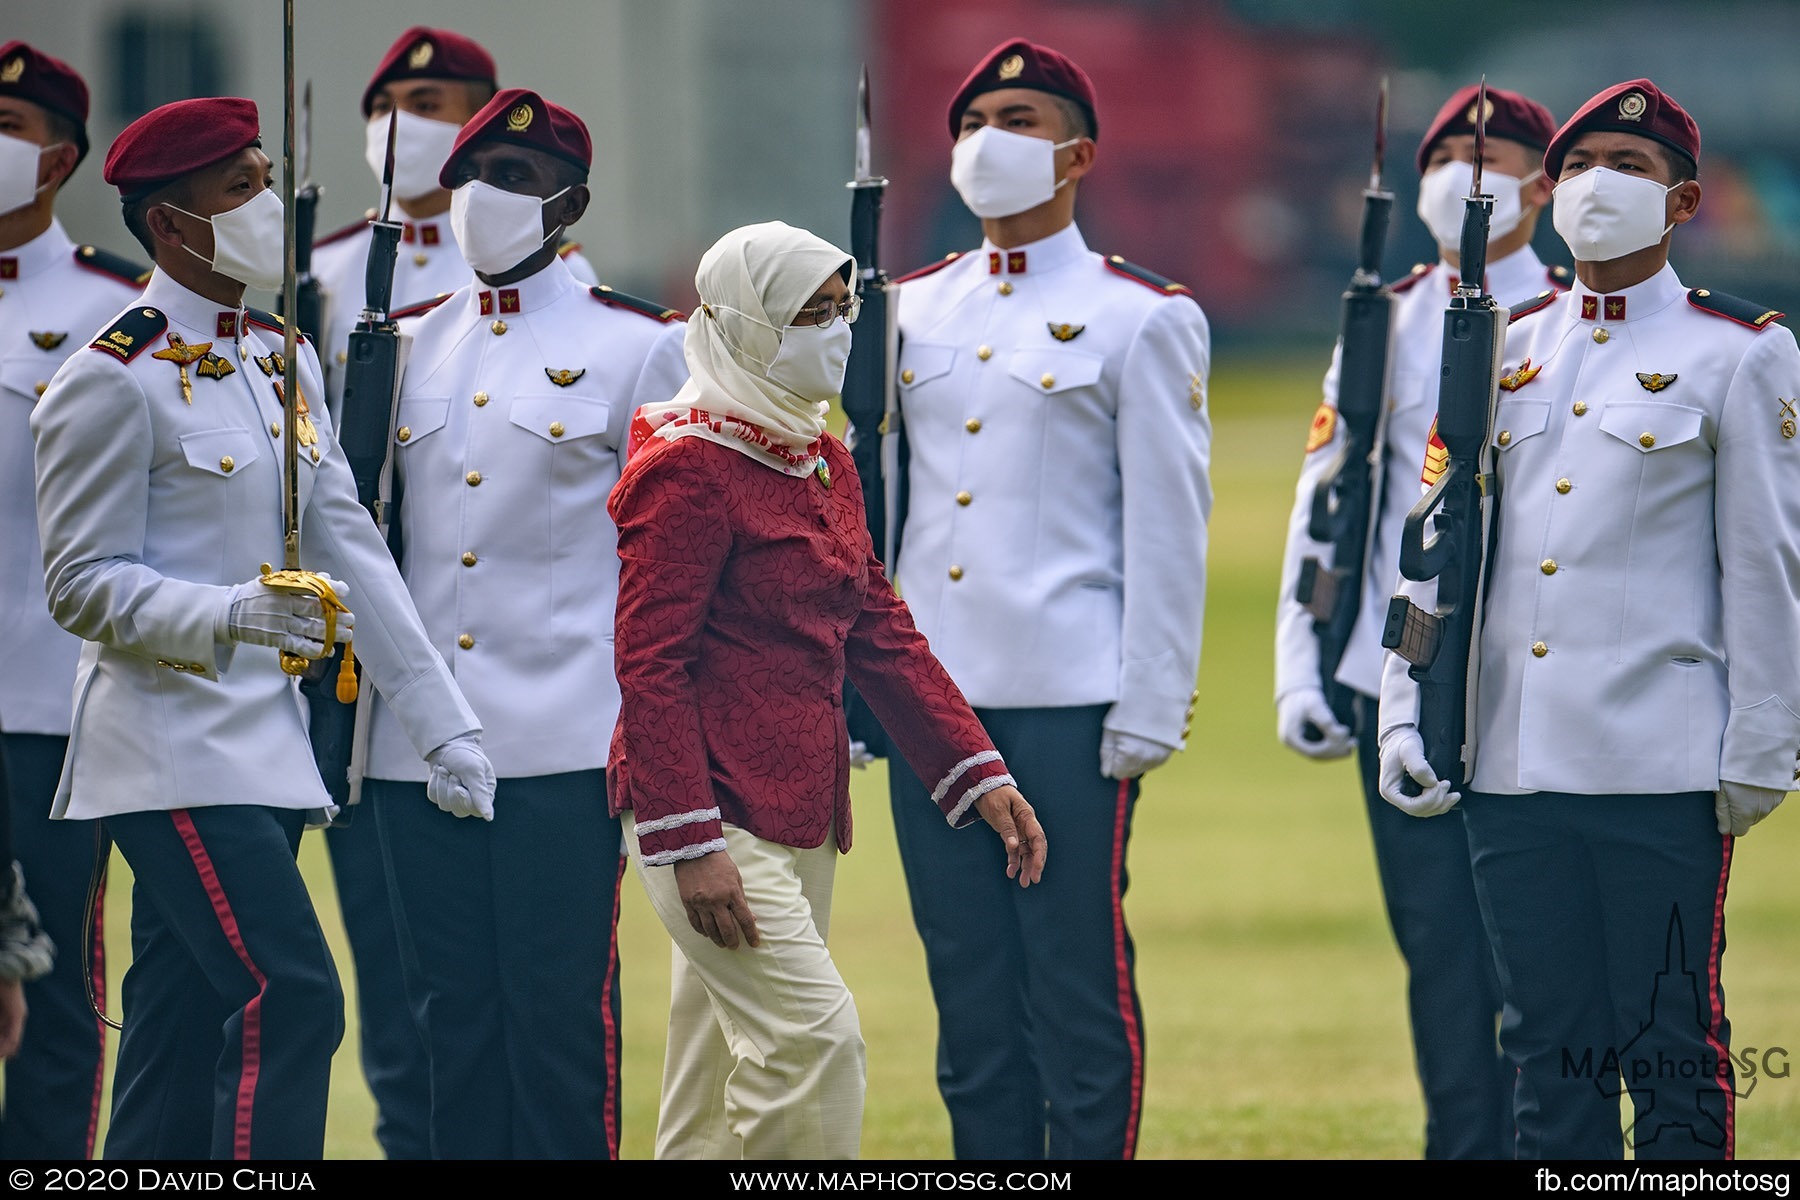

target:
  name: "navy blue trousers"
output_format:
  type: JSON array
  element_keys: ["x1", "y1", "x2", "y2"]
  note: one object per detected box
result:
[
  {"x1": 0, "y1": 734, "x2": 106, "y2": 1160},
  {"x1": 1461, "y1": 790, "x2": 1736, "y2": 1159},
  {"x1": 103, "y1": 805, "x2": 343, "y2": 1160},
  {"x1": 322, "y1": 796, "x2": 430, "y2": 1158},
  {"x1": 371, "y1": 771, "x2": 624, "y2": 1160},
  {"x1": 889, "y1": 704, "x2": 1143, "y2": 1160},
  {"x1": 1353, "y1": 696, "x2": 1511, "y2": 1159}
]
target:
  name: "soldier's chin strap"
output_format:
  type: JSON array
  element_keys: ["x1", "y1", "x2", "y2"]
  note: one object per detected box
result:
[{"x1": 83, "y1": 824, "x2": 121, "y2": 1031}]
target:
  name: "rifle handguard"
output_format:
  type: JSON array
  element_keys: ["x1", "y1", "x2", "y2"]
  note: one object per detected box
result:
[{"x1": 258, "y1": 563, "x2": 352, "y2": 677}]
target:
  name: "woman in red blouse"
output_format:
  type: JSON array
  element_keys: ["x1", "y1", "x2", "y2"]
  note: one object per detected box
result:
[{"x1": 609, "y1": 221, "x2": 1046, "y2": 1160}]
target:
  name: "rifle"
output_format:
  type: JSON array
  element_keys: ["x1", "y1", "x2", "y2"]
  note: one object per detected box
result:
[
  {"x1": 300, "y1": 107, "x2": 408, "y2": 814},
  {"x1": 1380, "y1": 79, "x2": 1509, "y2": 791},
  {"x1": 1294, "y1": 78, "x2": 1395, "y2": 735},
  {"x1": 287, "y1": 81, "x2": 324, "y2": 346},
  {"x1": 840, "y1": 64, "x2": 898, "y2": 759}
]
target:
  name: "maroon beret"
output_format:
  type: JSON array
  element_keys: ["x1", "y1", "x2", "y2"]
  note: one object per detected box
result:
[
  {"x1": 103, "y1": 97, "x2": 260, "y2": 199},
  {"x1": 361, "y1": 26, "x2": 497, "y2": 117},
  {"x1": 438, "y1": 88, "x2": 591, "y2": 187},
  {"x1": 0, "y1": 41, "x2": 91, "y2": 162},
  {"x1": 946, "y1": 38, "x2": 1098, "y2": 141},
  {"x1": 1544, "y1": 78, "x2": 1700, "y2": 179},
  {"x1": 1415, "y1": 84, "x2": 1556, "y2": 175}
]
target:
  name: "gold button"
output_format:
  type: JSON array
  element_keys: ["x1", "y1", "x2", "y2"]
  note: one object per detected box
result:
[
  {"x1": 34, "y1": 381, "x2": 47, "y2": 397},
  {"x1": 1593, "y1": 328, "x2": 1609, "y2": 344},
  {"x1": 270, "y1": 422, "x2": 281, "y2": 437},
  {"x1": 977, "y1": 345, "x2": 992, "y2": 361},
  {"x1": 336, "y1": 350, "x2": 348, "y2": 366},
  {"x1": 458, "y1": 633, "x2": 475, "y2": 650},
  {"x1": 461, "y1": 551, "x2": 478, "y2": 567},
  {"x1": 1572, "y1": 401, "x2": 1588, "y2": 417},
  {"x1": 466, "y1": 471, "x2": 482, "y2": 486},
  {"x1": 965, "y1": 418, "x2": 981, "y2": 433},
  {"x1": 1556, "y1": 478, "x2": 1572, "y2": 494},
  {"x1": 948, "y1": 565, "x2": 964, "y2": 581},
  {"x1": 311, "y1": 447, "x2": 321, "y2": 463},
  {"x1": 491, "y1": 320, "x2": 508, "y2": 335},
  {"x1": 1040, "y1": 373, "x2": 1055, "y2": 389},
  {"x1": 998, "y1": 281, "x2": 1013, "y2": 295},
  {"x1": 1531, "y1": 641, "x2": 1548, "y2": 657},
  {"x1": 189, "y1": 662, "x2": 203, "y2": 672},
  {"x1": 1498, "y1": 430, "x2": 1511, "y2": 446},
  {"x1": 1541, "y1": 559, "x2": 1558, "y2": 575},
  {"x1": 396, "y1": 426, "x2": 412, "y2": 442},
  {"x1": 473, "y1": 391, "x2": 490, "y2": 407},
  {"x1": 1639, "y1": 432, "x2": 1655, "y2": 448},
  {"x1": 549, "y1": 421, "x2": 565, "y2": 438},
  {"x1": 900, "y1": 369, "x2": 915, "y2": 384},
  {"x1": 956, "y1": 490, "x2": 972, "y2": 506},
  {"x1": 219, "y1": 455, "x2": 235, "y2": 473},
  {"x1": 413, "y1": 253, "x2": 428, "y2": 267}
]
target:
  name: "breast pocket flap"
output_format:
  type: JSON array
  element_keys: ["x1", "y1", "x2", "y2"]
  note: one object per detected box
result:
[
  {"x1": 1598, "y1": 402, "x2": 1705, "y2": 453},
  {"x1": 178, "y1": 428, "x2": 263, "y2": 477},
  {"x1": 1006, "y1": 348, "x2": 1105, "y2": 394},
  {"x1": 509, "y1": 392, "x2": 615, "y2": 444}
]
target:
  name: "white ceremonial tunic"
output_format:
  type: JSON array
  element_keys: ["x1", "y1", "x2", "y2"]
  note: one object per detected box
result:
[
  {"x1": 31, "y1": 270, "x2": 479, "y2": 820},
  {"x1": 0, "y1": 221, "x2": 143, "y2": 736},
  {"x1": 364, "y1": 257, "x2": 688, "y2": 782},
  {"x1": 312, "y1": 212, "x2": 597, "y2": 420},
  {"x1": 1275, "y1": 247, "x2": 1565, "y2": 702},
  {"x1": 1381, "y1": 263, "x2": 1800, "y2": 795},
  {"x1": 893, "y1": 223, "x2": 1211, "y2": 749}
]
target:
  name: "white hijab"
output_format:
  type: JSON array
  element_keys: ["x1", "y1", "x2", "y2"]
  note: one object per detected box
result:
[{"x1": 635, "y1": 220, "x2": 854, "y2": 476}]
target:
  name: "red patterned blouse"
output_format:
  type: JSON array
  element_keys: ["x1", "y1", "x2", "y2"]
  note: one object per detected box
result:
[{"x1": 607, "y1": 433, "x2": 1014, "y2": 865}]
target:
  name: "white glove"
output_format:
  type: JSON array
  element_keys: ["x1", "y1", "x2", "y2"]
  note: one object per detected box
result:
[
  {"x1": 220, "y1": 577, "x2": 353, "y2": 659},
  {"x1": 1276, "y1": 688, "x2": 1355, "y2": 760},
  {"x1": 847, "y1": 739, "x2": 875, "y2": 770},
  {"x1": 1714, "y1": 781, "x2": 1785, "y2": 837},
  {"x1": 425, "y1": 735, "x2": 497, "y2": 821},
  {"x1": 1100, "y1": 730, "x2": 1175, "y2": 780},
  {"x1": 1377, "y1": 726, "x2": 1460, "y2": 816}
]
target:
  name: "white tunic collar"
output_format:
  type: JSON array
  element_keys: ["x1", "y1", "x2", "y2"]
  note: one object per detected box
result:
[
  {"x1": 463, "y1": 255, "x2": 579, "y2": 321},
  {"x1": 979, "y1": 222, "x2": 1088, "y2": 278},
  {"x1": 1567, "y1": 262, "x2": 1685, "y2": 325}
]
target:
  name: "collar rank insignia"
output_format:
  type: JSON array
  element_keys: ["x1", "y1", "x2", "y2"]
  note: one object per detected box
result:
[
  {"x1": 545, "y1": 368, "x2": 586, "y2": 387},
  {"x1": 1498, "y1": 359, "x2": 1541, "y2": 392},
  {"x1": 1047, "y1": 322, "x2": 1084, "y2": 342},
  {"x1": 255, "y1": 352, "x2": 286, "y2": 378},
  {"x1": 30, "y1": 331, "x2": 68, "y2": 351},
  {"x1": 152, "y1": 332, "x2": 212, "y2": 404},
  {"x1": 1636, "y1": 372, "x2": 1677, "y2": 393},
  {"x1": 196, "y1": 351, "x2": 236, "y2": 381}
]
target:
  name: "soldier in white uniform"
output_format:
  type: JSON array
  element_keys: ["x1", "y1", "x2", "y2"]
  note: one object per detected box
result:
[
  {"x1": 881, "y1": 38, "x2": 1210, "y2": 1160},
  {"x1": 31, "y1": 96, "x2": 497, "y2": 1160},
  {"x1": 362, "y1": 87, "x2": 687, "y2": 1160},
  {"x1": 1273, "y1": 84, "x2": 1566, "y2": 1159},
  {"x1": 1379, "y1": 79, "x2": 1800, "y2": 1160},
  {"x1": 0, "y1": 40, "x2": 146, "y2": 1160}
]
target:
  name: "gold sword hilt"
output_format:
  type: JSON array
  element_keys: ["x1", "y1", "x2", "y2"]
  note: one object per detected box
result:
[{"x1": 258, "y1": 563, "x2": 352, "y2": 677}]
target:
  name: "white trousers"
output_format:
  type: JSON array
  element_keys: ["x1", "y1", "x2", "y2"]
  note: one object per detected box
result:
[{"x1": 623, "y1": 817, "x2": 866, "y2": 1159}]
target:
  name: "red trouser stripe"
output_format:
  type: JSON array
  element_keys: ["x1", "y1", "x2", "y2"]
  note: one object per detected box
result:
[
  {"x1": 1109, "y1": 779, "x2": 1144, "y2": 1159},
  {"x1": 170, "y1": 811, "x2": 269, "y2": 1161},
  {"x1": 1704, "y1": 834, "x2": 1735, "y2": 1160}
]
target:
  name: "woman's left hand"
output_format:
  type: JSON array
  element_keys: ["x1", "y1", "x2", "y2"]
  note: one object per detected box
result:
[{"x1": 975, "y1": 784, "x2": 1047, "y2": 888}]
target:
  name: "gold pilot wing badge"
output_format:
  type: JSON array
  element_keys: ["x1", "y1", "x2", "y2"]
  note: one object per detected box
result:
[
  {"x1": 1498, "y1": 359, "x2": 1541, "y2": 392},
  {"x1": 1636, "y1": 372, "x2": 1677, "y2": 393},
  {"x1": 30, "y1": 331, "x2": 68, "y2": 351},
  {"x1": 152, "y1": 332, "x2": 211, "y2": 404},
  {"x1": 196, "y1": 352, "x2": 236, "y2": 381},
  {"x1": 1046, "y1": 322, "x2": 1085, "y2": 342},
  {"x1": 255, "y1": 352, "x2": 286, "y2": 378},
  {"x1": 545, "y1": 368, "x2": 586, "y2": 387}
]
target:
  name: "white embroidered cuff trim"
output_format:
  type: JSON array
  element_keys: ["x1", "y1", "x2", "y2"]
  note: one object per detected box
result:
[
  {"x1": 642, "y1": 838, "x2": 729, "y2": 866},
  {"x1": 635, "y1": 807, "x2": 723, "y2": 835},
  {"x1": 946, "y1": 773, "x2": 1016, "y2": 826},
  {"x1": 931, "y1": 750, "x2": 1002, "y2": 804}
]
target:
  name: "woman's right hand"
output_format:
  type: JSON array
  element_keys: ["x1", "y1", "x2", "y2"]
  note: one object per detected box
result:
[
  {"x1": 675, "y1": 851, "x2": 762, "y2": 949},
  {"x1": 975, "y1": 784, "x2": 1048, "y2": 888}
]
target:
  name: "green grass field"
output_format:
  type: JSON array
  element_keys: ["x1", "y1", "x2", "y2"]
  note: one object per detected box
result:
[{"x1": 86, "y1": 355, "x2": 1800, "y2": 1159}]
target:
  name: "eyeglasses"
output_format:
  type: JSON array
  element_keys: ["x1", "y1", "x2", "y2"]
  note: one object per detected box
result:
[{"x1": 789, "y1": 293, "x2": 862, "y2": 329}]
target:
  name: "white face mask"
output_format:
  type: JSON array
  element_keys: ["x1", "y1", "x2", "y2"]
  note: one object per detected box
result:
[
  {"x1": 767, "y1": 320, "x2": 853, "y2": 404},
  {"x1": 950, "y1": 125, "x2": 1080, "y2": 219},
  {"x1": 1552, "y1": 166, "x2": 1679, "y2": 263},
  {"x1": 167, "y1": 189, "x2": 287, "y2": 292},
  {"x1": 364, "y1": 109, "x2": 463, "y2": 201},
  {"x1": 0, "y1": 133, "x2": 65, "y2": 216},
  {"x1": 1415, "y1": 159, "x2": 1540, "y2": 251},
  {"x1": 449, "y1": 180, "x2": 568, "y2": 276}
]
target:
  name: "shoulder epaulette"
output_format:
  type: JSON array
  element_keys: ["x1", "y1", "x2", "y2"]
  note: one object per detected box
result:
[
  {"x1": 1546, "y1": 263, "x2": 1574, "y2": 291},
  {"x1": 892, "y1": 252, "x2": 965, "y2": 284},
  {"x1": 391, "y1": 293, "x2": 453, "y2": 321},
  {"x1": 590, "y1": 284, "x2": 685, "y2": 323},
  {"x1": 88, "y1": 306, "x2": 166, "y2": 363},
  {"x1": 1389, "y1": 262, "x2": 1436, "y2": 295},
  {"x1": 1104, "y1": 254, "x2": 1191, "y2": 296},
  {"x1": 245, "y1": 307, "x2": 308, "y2": 345},
  {"x1": 557, "y1": 239, "x2": 583, "y2": 260},
  {"x1": 1688, "y1": 288, "x2": 1784, "y2": 331},
  {"x1": 72, "y1": 245, "x2": 151, "y2": 288},
  {"x1": 313, "y1": 212, "x2": 374, "y2": 250},
  {"x1": 1508, "y1": 290, "x2": 1559, "y2": 323}
]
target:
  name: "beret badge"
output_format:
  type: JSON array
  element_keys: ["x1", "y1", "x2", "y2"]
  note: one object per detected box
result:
[
  {"x1": 0, "y1": 56, "x2": 22, "y2": 85},
  {"x1": 507, "y1": 103, "x2": 534, "y2": 132},
  {"x1": 409, "y1": 40, "x2": 434, "y2": 69},
  {"x1": 1466, "y1": 96, "x2": 1495, "y2": 124},
  {"x1": 1618, "y1": 91, "x2": 1647, "y2": 121},
  {"x1": 998, "y1": 54, "x2": 1024, "y2": 81}
]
